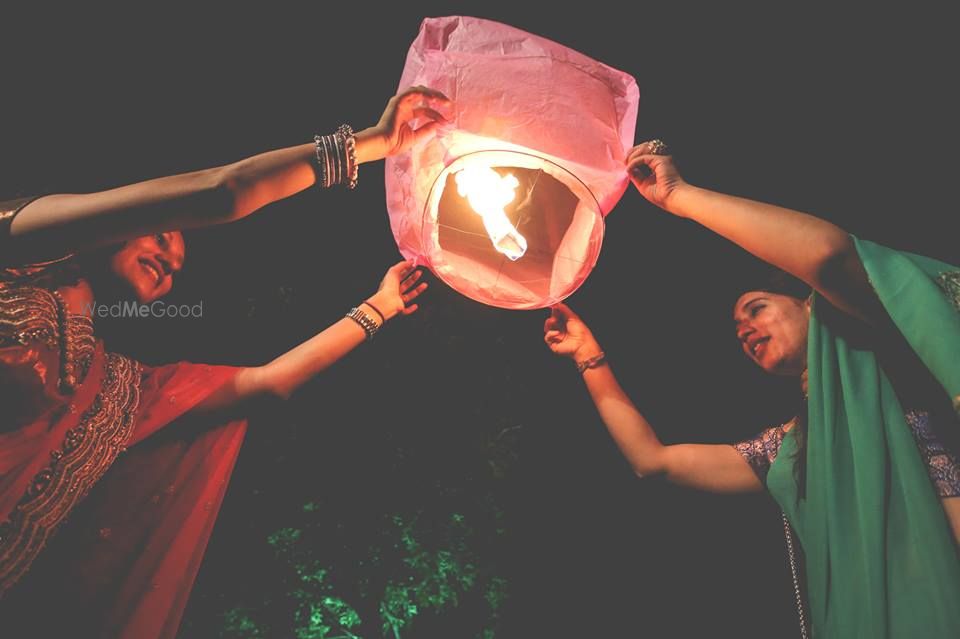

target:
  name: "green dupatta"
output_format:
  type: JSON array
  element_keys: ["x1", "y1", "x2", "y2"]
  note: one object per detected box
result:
[{"x1": 767, "y1": 238, "x2": 960, "y2": 638}]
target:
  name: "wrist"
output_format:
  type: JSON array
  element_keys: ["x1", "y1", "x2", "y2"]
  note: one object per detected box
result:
[
  {"x1": 313, "y1": 125, "x2": 358, "y2": 189},
  {"x1": 359, "y1": 301, "x2": 386, "y2": 327},
  {"x1": 354, "y1": 127, "x2": 386, "y2": 164},
  {"x1": 663, "y1": 182, "x2": 699, "y2": 219},
  {"x1": 364, "y1": 293, "x2": 396, "y2": 322},
  {"x1": 573, "y1": 342, "x2": 603, "y2": 364}
]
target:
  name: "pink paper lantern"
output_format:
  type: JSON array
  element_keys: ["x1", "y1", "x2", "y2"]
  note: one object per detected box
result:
[{"x1": 386, "y1": 16, "x2": 639, "y2": 309}]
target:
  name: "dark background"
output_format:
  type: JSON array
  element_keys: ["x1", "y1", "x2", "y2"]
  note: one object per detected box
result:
[{"x1": 3, "y1": 2, "x2": 957, "y2": 637}]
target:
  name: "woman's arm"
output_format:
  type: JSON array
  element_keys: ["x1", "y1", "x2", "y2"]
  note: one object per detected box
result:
[
  {"x1": 6, "y1": 87, "x2": 449, "y2": 263},
  {"x1": 193, "y1": 260, "x2": 427, "y2": 414},
  {"x1": 545, "y1": 303, "x2": 762, "y2": 493},
  {"x1": 626, "y1": 142, "x2": 882, "y2": 322}
]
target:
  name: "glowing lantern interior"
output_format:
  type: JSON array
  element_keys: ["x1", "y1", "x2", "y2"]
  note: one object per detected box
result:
[{"x1": 422, "y1": 150, "x2": 603, "y2": 310}]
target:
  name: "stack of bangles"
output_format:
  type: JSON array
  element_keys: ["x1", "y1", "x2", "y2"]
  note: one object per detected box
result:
[
  {"x1": 313, "y1": 124, "x2": 358, "y2": 189},
  {"x1": 346, "y1": 301, "x2": 385, "y2": 341}
]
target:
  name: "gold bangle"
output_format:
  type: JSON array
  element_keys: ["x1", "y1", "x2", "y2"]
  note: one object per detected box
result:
[{"x1": 575, "y1": 351, "x2": 606, "y2": 374}]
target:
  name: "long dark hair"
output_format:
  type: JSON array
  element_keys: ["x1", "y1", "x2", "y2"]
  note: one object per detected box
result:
[{"x1": 1, "y1": 243, "x2": 125, "y2": 293}]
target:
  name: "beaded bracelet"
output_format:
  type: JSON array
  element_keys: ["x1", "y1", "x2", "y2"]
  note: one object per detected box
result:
[{"x1": 337, "y1": 124, "x2": 358, "y2": 189}]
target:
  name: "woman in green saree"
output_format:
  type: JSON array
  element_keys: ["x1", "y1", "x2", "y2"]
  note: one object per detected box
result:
[{"x1": 543, "y1": 139, "x2": 960, "y2": 637}]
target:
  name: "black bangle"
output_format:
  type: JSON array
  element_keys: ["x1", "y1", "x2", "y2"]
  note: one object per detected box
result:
[{"x1": 362, "y1": 300, "x2": 386, "y2": 324}]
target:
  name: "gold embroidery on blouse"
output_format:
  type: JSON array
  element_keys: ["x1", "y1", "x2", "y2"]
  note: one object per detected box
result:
[
  {"x1": 0, "y1": 287, "x2": 59, "y2": 350},
  {"x1": 935, "y1": 271, "x2": 960, "y2": 314},
  {"x1": 0, "y1": 353, "x2": 142, "y2": 595},
  {"x1": 0, "y1": 286, "x2": 95, "y2": 389}
]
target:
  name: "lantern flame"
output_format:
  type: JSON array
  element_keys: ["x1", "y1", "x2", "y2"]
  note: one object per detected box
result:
[{"x1": 455, "y1": 166, "x2": 527, "y2": 261}]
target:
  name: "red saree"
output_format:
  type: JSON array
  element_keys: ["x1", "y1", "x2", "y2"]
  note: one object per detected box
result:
[{"x1": 1, "y1": 283, "x2": 247, "y2": 637}]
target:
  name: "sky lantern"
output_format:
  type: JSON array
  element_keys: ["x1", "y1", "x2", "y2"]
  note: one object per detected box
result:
[{"x1": 385, "y1": 16, "x2": 639, "y2": 310}]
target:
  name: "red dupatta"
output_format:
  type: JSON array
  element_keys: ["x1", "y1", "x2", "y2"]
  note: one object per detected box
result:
[{"x1": 1, "y1": 284, "x2": 248, "y2": 638}]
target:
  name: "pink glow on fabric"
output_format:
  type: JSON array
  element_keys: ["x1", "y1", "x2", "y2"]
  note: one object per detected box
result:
[{"x1": 385, "y1": 16, "x2": 639, "y2": 309}]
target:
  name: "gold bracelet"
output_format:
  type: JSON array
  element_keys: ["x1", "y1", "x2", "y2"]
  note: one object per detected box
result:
[{"x1": 575, "y1": 351, "x2": 607, "y2": 374}]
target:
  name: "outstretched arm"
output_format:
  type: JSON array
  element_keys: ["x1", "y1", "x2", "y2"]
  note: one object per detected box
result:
[
  {"x1": 5, "y1": 87, "x2": 450, "y2": 263},
  {"x1": 545, "y1": 303, "x2": 762, "y2": 493},
  {"x1": 194, "y1": 260, "x2": 427, "y2": 415},
  {"x1": 626, "y1": 141, "x2": 881, "y2": 322}
]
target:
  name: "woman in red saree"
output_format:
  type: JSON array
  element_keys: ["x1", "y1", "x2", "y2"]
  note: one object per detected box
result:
[{"x1": 0, "y1": 86, "x2": 447, "y2": 637}]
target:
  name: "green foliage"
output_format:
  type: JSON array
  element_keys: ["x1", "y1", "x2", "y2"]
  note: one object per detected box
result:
[
  {"x1": 216, "y1": 491, "x2": 509, "y2": 638},
  {"x1": 221, "y1": 607, "x2": 263, "y2": 639}
]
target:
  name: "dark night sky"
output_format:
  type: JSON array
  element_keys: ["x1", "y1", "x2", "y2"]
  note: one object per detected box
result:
[{"x1": 3, "y1": 3, "x2": 958, "y2": 637}]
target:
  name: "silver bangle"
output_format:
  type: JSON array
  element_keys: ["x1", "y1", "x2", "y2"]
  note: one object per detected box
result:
[
  {"x1": 312, "y1": 135, "x2": 328, "y2": 188},
  {"x1": 337, "y1": 124, "x2": 358, "y2": 189},
  {"x1": 312, "y1": 125, "x2": 358, "y2": 190},
  {"x1": 346, "y1": 306, "x2": 380, "y2": 340},
  {"x1": 323, "y1": 133, "x2": 337, "y2": 187},
  {"x1": 313, "y1": 132, "x2": 341, "y2": 189},
  {"x1": 332, "y1": 133, "x2": 343, "y2": 186}
]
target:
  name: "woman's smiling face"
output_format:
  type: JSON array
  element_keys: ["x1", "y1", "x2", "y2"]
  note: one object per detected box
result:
[{"x1": 108, "y1": 232, "x2": 185, "y2": 303}]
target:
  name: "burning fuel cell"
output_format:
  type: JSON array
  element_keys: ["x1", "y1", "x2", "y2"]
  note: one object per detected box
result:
[{"x1": 454, "y1": 166, "x2": 526, "y2": 261}]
